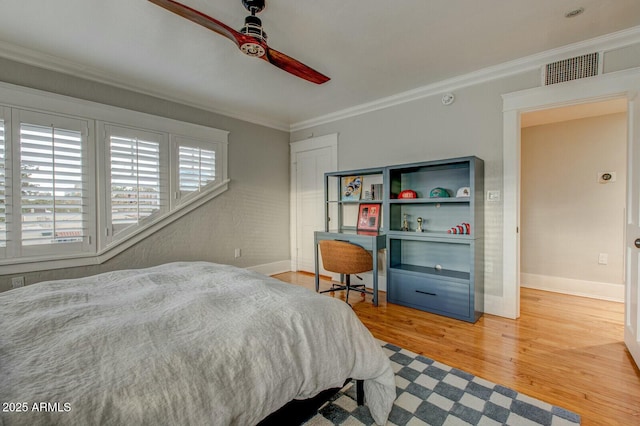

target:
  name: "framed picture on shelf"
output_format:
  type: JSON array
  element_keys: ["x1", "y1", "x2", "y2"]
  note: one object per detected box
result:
[
  {"x1": 341, "y1": 176, "x2": 362, "y2": 201},
  {"x1": 357, "y1": 203, "x2": 380, "y2": 231}
]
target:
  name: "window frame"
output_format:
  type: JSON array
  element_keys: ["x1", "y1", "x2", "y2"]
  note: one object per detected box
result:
[
  {"x1": 0, "y1": 106, "x2": 11, "y2": 260},
  {"x1": 171, "y1": 134, "x2": 226, "y2": 208},
  {"x1": 103, "y1": 123, "x2": 169, "y2": 246},
  {"x1": 11, "y1": 108, "x2": 95, "y2": 259},
  {"x1": 0, "y1": 82, "x2": 229, "y2": 275}
]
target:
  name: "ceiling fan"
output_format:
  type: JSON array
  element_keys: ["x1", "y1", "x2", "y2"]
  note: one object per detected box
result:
[{"x1": 148, "y1": 0, "x2": 330, "y2": 84}]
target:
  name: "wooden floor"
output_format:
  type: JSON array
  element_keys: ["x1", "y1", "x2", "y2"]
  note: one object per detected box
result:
[{"x1": 273, "y1": 271, "x2": 640, "y2": 426}]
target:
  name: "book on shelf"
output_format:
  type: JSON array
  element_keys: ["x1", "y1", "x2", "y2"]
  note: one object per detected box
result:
[
  {"x1": 341, "y1": 176, "x2": 362, "y2": 201},
  {"x1": 371, "y1": 184, "x2": 383, "y2": 201}
]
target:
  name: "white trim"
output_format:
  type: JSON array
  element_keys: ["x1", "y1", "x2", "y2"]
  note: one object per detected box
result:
[
  {"x1": 501, "y1": 109, "x2": 521, "y2": 319},
  {"x1": 291, "y1": 25, "x2": 640, "y2": 132},
  {"x1": 0, "y1": 41, "x2": 289, "y2": 132},
  {"x1": 247, "y1": 260, "x2": 292, "y2": 276},
  {"x1": 0, "y1": 81, "x2": 230, "y2": 275},
  {"x1": 289, "y1": 134, "x2": 338, "y2": 272},
  {"x1": 521, "y1": 273, "x2": 624, "y2": 303},
  {"x1": 0, "y1": 81, "x2": 230, "y2": 142},
  {"x1": 502, "y1": 67, "x2": 640, "y2": 319},
  {"x1": 2, "y1": 26, "x2": 639, "y2": 133}
]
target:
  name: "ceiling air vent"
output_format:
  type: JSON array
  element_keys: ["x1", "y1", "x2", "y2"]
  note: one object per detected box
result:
[{"x1": 544, "y1": 52, "x2": 599, "y2": 85}]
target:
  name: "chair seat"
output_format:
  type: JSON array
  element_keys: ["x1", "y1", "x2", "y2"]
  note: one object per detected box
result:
[{"x1": 318, "y1": 240, "x2": 374, "y2": 304}]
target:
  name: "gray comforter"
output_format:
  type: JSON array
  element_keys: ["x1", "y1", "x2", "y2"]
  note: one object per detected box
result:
[{"x1": 0, "y1": 262, "x2": 395, "y2": 426}]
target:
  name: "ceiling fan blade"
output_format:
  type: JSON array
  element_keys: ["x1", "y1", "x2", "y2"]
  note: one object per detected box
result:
[
  {"x1": 264, "y1": 47, "x2": 330, "y2": 85},
  {"x1": 149, "y1": 0, "x2": 330, "y2": 84},
  {"x1": 148, "y1": 0, "x2": 244, "y2": 46}
]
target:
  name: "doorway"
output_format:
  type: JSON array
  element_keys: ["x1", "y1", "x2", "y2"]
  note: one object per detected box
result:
[
  {"x1": 502, "y1": 68, "x2": 640, "y2": 367},
  {"x1": 520, "y1": 99, "x2": 627, "y2": 302}
]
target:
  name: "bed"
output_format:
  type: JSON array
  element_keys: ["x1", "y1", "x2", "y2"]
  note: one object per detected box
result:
[{"x1": 0, "y1": 262, "x2": 395, "y2": 425}]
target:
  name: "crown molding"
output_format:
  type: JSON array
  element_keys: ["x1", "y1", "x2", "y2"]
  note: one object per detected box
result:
[
  {"x1": 290, "y1": 25, "x2": 640, "y2": 132},
  {"x1": 0, "y1": 40, "x2": 290, "y2": 132},
  {"x1": 1, "y1": 24, "x2": 639, "y2": 134}
]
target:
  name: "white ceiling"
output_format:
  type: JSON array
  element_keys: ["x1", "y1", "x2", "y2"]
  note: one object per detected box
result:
[{"x1": 0, "y1": 0, "x2": 639, "y2": 130}]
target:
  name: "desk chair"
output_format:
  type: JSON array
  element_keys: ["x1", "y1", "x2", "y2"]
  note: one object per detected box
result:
[{"x1": 318, "y1": 240, "x2": 374, "y2": 304}]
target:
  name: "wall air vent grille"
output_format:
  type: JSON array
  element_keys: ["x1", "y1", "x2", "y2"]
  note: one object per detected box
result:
[{"x1": 544, "y1": 52, "x2": 599, "y2": 85}]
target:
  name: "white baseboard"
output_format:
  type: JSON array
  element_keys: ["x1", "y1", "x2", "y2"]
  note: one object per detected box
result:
[
  {"x1": 247, "y1": 260, "x2": 292, "y2": 276},
  {"x1": 483, "y1": 294, "x2": 517, "y2": 319},
  {"x1": 520, "y1": 272, "x2": 624, "y2": 302}
]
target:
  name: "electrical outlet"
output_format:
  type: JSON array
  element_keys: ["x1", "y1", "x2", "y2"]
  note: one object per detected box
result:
[
  {"x1": 11, "y1": 276, "x2": 25, "y2": 289},
  {"x1": 234, "y1": 248, "x2": 241, "y2": 258}
]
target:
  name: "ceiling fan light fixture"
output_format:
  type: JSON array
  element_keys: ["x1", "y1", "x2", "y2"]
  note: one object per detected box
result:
[{"x1": 240, "y1": 41, "x2": 265, "y2": 57}]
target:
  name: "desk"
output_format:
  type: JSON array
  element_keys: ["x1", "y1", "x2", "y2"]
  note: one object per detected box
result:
[{"x1": 314, "y1": 230, "x2": 386, "y2": 306}]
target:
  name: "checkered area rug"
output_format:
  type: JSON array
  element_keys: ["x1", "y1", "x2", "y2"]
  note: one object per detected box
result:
[{"x1": 304, "y1": 341, "x2": 581, "y2": 426}]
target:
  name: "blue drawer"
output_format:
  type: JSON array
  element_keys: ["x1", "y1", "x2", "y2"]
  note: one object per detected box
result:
[{"x1": 388, "y1": 270, "x2": 471, "y2": 319}]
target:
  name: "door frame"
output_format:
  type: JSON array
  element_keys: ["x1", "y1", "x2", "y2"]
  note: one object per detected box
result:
[
  {"x1": 501, "y1": 68, "x2": 640, "y2": 319},
  {"x1": 289, "y1": 134, "x2": 338, "y2": 272}
]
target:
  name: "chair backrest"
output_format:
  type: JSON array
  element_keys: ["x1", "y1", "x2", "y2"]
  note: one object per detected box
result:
[{"x1": 319, "y1": 240, "x2": 373, "y2": 275}]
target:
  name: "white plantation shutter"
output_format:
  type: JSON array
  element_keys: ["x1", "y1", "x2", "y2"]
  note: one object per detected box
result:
[
  {"x1": 179, "y1": 145, "x2": 216, "y2": 193},
  {"x1": 106, "y1": 125, "x2": 167, "y2": 241},
  {"x1": 20, "y1": 124, "x2": 85, "y2": 246},
  {"x1": 12, "y1": 109, "x2": 93, "y2": 257},
  {"x1": 0, "y1": 107, "x2": 97, "y2": 261},
  {"x1": 172, "y1": 135, "x2": 223, "y2": 207}
]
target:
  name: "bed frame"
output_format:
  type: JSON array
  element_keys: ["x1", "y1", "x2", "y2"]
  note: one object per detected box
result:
[{"x1": 258, "y1": 379, "x2": 364, "y2": 425}]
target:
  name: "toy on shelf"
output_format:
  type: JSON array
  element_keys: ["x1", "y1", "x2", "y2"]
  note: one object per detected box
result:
[
  {"x1": 401, "y1": 213, "x2": 410, "y2": 231},
  {"x1": 398, "y1": 189, "x2": 417, "y2": 199},
  {"x1": 448, "y1": 222, "x2": 471, "y2": 234},
  {"x1": 429, "y1": 187, "x2": 450, "y2": 198}
]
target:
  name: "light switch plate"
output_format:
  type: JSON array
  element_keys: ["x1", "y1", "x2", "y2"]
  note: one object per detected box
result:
[{"x1": 486, "y1": 190, "x2": 501, "y2": 202}]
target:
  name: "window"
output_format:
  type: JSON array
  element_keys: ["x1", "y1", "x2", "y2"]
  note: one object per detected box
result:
[
  {"x1": 20, "y1": 123, "x2": 85, "y2": 246},
  {"x1": 179, "y1": 146, "x2": 215, "y2": 192},
  {"x1": 0, "y1": 83, "x2": 228, "y2": 272},
  {"x1": 105, "y1": 125, "x2": 167, "y2": 242},
  {"x1": 174, "y1": 135, "x2": 221, "y2": 204},
  {"x1": 6, "y1": 109, "x2": 94, "y2": 258}
]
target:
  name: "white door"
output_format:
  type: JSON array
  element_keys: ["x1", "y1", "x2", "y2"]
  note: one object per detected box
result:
[
  {"x1": 624, "y1": 95, "x2": 640, "y2": 367},
  {"x1": 290, "y1": 134, "x2": 337, "y2": 273}
]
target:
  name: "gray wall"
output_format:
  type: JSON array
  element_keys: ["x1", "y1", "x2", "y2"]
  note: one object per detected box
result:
[
  {"x1": 291, "y1": 71, "x2": 542, "y2": 299},
  {"x1": 0, "y1": 57, "x2": 291, "y2": 291},
  {"x1": 290, "y1": 41, "x2": 640, "y2": 303}
]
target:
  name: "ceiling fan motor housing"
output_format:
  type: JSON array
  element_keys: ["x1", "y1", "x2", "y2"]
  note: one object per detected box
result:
[{"x1": 240, "y1": 15, "x2": 267, "y2": 56}]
